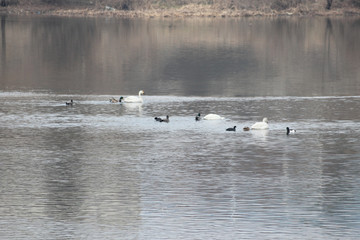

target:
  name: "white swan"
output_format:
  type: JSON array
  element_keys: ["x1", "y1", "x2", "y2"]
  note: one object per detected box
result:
[
  {"x1": 251, "y1": 118, "x2": 269, "y2": 130},
  {"x1": 203, "y1": 114, "x2": 224, "y2": 120},
  {"x1": 123, "y1": 90, "x2": 145, "y2": 103}
]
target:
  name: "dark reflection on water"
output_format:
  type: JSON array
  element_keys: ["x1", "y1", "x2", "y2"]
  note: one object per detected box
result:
[{"x1": 0, "y1": 16, "x2": 359, "y2": 96}]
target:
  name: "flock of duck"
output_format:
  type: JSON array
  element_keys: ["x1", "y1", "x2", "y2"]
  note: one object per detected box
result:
[{"x1": 66, "y1": 90, "x2": 296, "y2": 135}]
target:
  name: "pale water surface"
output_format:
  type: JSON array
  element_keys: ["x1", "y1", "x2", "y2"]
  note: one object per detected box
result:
[{"x1": 0, "y1": 15, "x2": 360, "y2": 240}]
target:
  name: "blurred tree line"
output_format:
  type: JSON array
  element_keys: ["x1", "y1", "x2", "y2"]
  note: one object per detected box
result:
[{"x1": 1, "y1": 0, "x2": 360, "y2": 9}]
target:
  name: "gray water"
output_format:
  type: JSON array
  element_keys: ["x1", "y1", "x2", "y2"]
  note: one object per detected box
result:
[{"x1": 1, "y1": 15, "x2": 360, "y2": 239}]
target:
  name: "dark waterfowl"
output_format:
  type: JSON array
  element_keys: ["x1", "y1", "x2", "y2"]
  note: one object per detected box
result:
[
  {"x1": 286, "y1": 127, "x2": 296, "y2": 135},
  {"x1": 160, "y1": 115, "x2": 170, "y2": 123},
  {"x1": 195, "y1": 113, "x2": 201, "y2": 121},
  {"x1": 110, "y1": 96, "x2": 124, "y2": 103},
  {"x1": 226, "y1": 126, "x2": 236, "y2": 131},
  {"x1": 243, "y1": 127, "x2": 250, "y2": 131},
  {"x1": 154, "y1": 115, "x2": 169, "y2": 123},
  {"x1": 65, "y1": 99, "x2": 73, "y2": 106}
]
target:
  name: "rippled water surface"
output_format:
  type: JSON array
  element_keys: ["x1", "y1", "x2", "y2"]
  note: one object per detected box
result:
[
  {"x1": 1, "y1": 92, "x2": 360, "y2": 239},
  {"x1": 1, "y1": 15, "x2": 360, "y2": 239}
]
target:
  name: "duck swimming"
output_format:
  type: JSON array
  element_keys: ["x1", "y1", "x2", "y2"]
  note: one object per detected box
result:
[
  {"x1": 243, "y1": 127, "x2": 250, "y2": 131},
  {"x1": 154, "y1": 115, "x2": 169, "y2": 123},
  {"x1": 251, "y1": 118, "x2": 269, "y2": 130},
  {"x1": 286, "y1": 127, "x2": 296, "y2": 135},
  {"x1": 161, "y1": 115, "x2": 169, "y2": 123},
  {"x1": 109, "y1": 96, "x2": 125, "y2": 103},
  {"x1": 226, "y1": 126, "x2": 236, "y2": 131},
  {"x1": 195, "y1": 113, "x2": 201, "y2": 121},
  {"x1": 65, "y1": 100, "x2": 73, "y2": 106},
  {"x1": 109, "y1": 97, "x2": 118, "y2": 103}
]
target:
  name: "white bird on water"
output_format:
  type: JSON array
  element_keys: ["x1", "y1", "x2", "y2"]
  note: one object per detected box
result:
[
  {"x1": 122, "y1": 90, "x2": 145, "y2": 103},
  {"x1": 251, "y1": 118, "x2": 269, "y2": 130},
  {"x1": 203, "y1": 114, "x2": 224, "y2": 120}
]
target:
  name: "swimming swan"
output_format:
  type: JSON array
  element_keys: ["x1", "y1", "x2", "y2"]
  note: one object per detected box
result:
[
  {"x1": 123, "y1": 90, "x2": 145, "y2": 103},
  {"x1": 203, "y1": 114, "x2": 224, "y2": 120},
  {"x1": 251, "y1": 118, "x2": 269, "y2": 130}
]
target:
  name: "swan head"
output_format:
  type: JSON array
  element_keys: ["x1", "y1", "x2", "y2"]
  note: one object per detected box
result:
[
  {"x1": 263, "y1": 118, "x2": 268, "y2": 123},
  {"x1": 139, "y1": 90, "x2": 145, "y2": 95}
]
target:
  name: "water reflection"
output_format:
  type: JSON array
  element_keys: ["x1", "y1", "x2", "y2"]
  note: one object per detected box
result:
[
  {"x1": 250, "y1": 129, "x2": 269, "y2": 141},
  {"x1": 0, "y1": 17, "x2": 359, "y2": 96},
  {"x1": 121, "y1": 102, "x2": 143, "y2": 115},
  {"x1": 1, "y1": 15, "x2": 6, "y2": 82},
  {"x1": 41, "y1": 127, "x2": 86, "y2": 221}
]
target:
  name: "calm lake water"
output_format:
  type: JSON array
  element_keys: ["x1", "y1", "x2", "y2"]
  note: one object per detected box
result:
[{"x1": 1, "y1": 15, "x2": 360, "y2": 239}]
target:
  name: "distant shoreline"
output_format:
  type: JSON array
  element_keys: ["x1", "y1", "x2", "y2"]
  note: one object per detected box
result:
[{"x1": 1, "y1": 4, "x2": 360, "y2": 18}]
